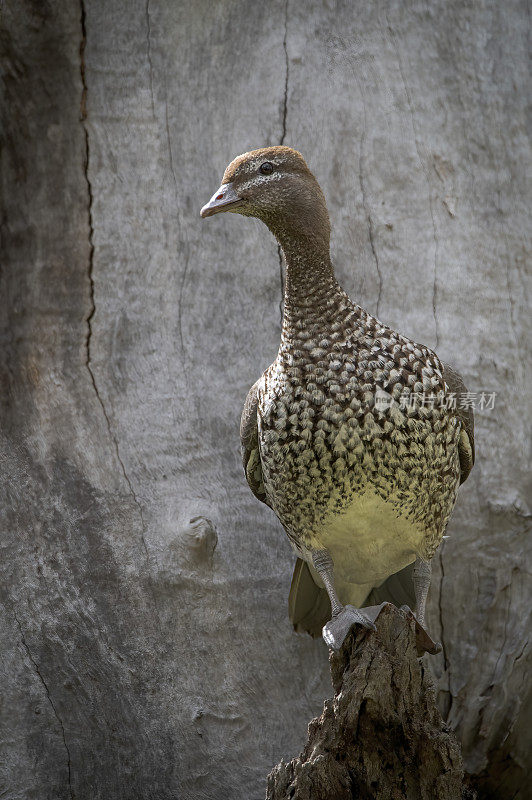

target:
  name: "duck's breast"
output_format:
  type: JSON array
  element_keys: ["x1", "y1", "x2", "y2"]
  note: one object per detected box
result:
[{"x1": 315, "y1": 485, "x2": 423, "y2": 586}]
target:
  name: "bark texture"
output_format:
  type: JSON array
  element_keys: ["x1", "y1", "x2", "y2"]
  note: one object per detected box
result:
[
  {"x1": 266, "y1": 605, "x2": 471, "y2": 800},
  {"x1": 0, "y1": 1, "x2": 530, "y2": 799}
]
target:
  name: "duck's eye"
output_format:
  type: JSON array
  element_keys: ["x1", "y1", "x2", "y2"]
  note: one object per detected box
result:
[{"x1": 259, "y1": 162, "x2": 274, "y2": 175}]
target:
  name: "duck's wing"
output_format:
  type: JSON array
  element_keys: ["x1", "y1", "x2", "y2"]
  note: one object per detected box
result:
[
  {"x1": 364, "y1": 563, "x2": 416, "y2": 608},
  {"x1": 441, "y1": 362, "x2": 475, "y2": 484},
  {"x1": 289, "y1": 558, "x2": 331, "y2": 637},
  {"x1": 240, "y1": 379, "x2": 270, "y2": 506},
  {"x1": 288, "y1": 559, "x2": 416, "y2": 638}
]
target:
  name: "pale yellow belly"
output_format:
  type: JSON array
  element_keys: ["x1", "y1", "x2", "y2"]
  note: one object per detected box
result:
[{"x1": 307, "y1": 486, "x2": 426, "y2": 607}]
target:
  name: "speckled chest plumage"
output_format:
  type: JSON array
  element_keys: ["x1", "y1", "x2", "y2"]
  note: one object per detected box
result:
[{"x1": 256, "y1": 281, "x2": 461, "y2": 563}]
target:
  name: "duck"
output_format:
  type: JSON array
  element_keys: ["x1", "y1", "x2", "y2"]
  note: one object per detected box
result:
[{"x1": 200, "y1": 146, "x2": 474, "y2": 650}]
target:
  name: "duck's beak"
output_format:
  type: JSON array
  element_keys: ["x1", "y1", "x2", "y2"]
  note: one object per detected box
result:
[{"x1": 200, "y1": 182, "x2": 243, "y2": 218}]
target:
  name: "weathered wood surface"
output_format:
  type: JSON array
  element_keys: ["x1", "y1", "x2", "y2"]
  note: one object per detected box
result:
[
  {"x1": 267, "y1": 605, "x2": 473, "y2": 800},
  {"x1": 0, "y1": 1, "x2": 530, "y2": 799}
]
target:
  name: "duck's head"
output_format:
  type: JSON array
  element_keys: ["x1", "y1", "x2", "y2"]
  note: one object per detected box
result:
[{"x1": 200, "y1": 146, "x2": 330, "y2": 250}]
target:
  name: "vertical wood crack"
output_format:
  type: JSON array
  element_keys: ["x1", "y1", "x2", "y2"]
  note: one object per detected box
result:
[
  {"x1": 145, "y1": 0, "x2": 155, "y2": 117},
  {"x1": 385, "y1": 12, "x2": 440, "y2": 347},
  {"x1": 438, "y1": 545, "x2": 453, "y2": 721},
  {"x1": 165, "y1": 97, "x2": 190, "y2": 363},
  {"x1": 277, "y1": 0, "x2": 290, "y2": 327},
  {"x1": 79, "y1": 1, "x2": 160, "y2": 627},
  {"x1": 279, "y1": 0, "x2": 289, "y2": 147},
  {"x1": 357, "y1": 95, "x2": 383, "y2": 318},
  {"x1": 14, "y1": 611, "x2": 74, "y2": 799}
]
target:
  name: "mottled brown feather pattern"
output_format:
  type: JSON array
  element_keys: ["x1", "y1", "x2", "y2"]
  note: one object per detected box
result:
[
  {"x1": 441, "y1": 362, "x2": 475, "y2": 483},
  {"x1": 240, "y1": 380, "x2": 269, "y2": 506},
  {"x1": 211, "y1": 146, "x2": 473, "y2": 574},
  {"x1": 256, "y1": 284, "x2": 462, "y2": 561}
]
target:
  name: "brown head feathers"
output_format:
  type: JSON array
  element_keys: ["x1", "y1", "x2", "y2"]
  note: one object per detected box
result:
[
  {"x1": 222, "y1": 146, "x2": 311, "y2": 184},
  {"x1": 211, "y1": 146, "x2": 331, "y2": 254}
]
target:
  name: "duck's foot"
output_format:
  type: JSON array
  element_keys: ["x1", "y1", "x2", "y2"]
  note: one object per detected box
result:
[
  {"x1": 400, "y1": 605, "x2": 442, "y2": 656},
  {"x1": 322, "y1": 604, "x2": 377, "y2": 650},
  {"x1": 322, "y1": 602, "x2": 442, "y2": 656}
]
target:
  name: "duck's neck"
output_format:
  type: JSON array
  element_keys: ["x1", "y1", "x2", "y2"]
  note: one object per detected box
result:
[{"x1": 275, "y1": 230, "x2": 340, "y2": 339}]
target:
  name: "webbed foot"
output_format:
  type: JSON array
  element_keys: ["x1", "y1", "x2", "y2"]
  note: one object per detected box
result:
[{"x1": 322, "y1": 604, "x2": 377, "y2": 650}]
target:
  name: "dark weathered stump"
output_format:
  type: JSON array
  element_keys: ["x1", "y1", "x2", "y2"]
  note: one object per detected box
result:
[{"x1": 266, "y1": 604, "x2": 473, "y2": 800}]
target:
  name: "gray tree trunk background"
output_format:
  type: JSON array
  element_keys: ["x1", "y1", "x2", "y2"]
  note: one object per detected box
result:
[{"x1": 0, "y1": 1, "x2": 530, "y2": 799}]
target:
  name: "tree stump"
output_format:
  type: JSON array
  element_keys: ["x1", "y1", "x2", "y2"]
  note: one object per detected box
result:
[{"x1": 266, "y1": 604, "x2": 473, "y2": 800}]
